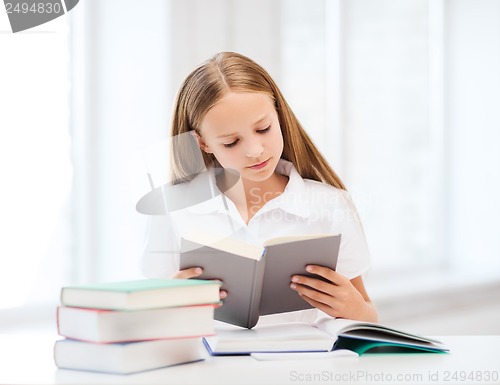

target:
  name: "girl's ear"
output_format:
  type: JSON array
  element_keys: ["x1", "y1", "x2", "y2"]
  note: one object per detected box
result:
[{"x1": 191, "y1": 130, "x2": 212, "y2": 154}]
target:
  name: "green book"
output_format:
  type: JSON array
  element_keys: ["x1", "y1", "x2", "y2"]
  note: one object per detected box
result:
[{"x1": 61, "y1": 279, "x2": 221, "y2": 310}]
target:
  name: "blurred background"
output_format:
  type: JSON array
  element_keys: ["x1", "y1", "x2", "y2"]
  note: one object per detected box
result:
[{"x1": 1, "y1": 0, "x2": 499, "y2": 335}]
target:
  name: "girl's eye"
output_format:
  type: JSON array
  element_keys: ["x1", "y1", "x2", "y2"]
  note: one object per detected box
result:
[
  {"x1": 223, "y1": 139, "x2": 239, "y2": 148},
  {"x1": 222, "y1": 126, "x2": 269, "y2": 148}
]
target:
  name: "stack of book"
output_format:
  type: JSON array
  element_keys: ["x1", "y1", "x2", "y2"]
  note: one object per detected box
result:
[{"x1": 54, "y1": 279, "x2": 221, "y2": 374}]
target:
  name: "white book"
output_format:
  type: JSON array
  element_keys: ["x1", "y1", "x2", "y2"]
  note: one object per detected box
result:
[
  {"x1": 204, "y1": 322, "x2": 335, "y2": 354},
  {"x1": 54, "y1": 337, "x2": 206, "y2": 374}
]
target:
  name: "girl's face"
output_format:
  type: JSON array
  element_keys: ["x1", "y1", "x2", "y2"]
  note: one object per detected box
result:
[{"x1": 196, "y1": 92, "x2": 284, "y2": 183}]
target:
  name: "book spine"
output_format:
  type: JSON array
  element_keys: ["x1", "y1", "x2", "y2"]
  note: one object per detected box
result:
[
  {"x1": 247, "y1": 249, "x2": 267, "y2": 329},
  {"x1": 56, "y1": 306, "x2": 61, "y2": 335}
]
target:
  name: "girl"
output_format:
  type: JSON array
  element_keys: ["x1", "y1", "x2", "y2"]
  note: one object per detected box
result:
[{"x1": 141, "y1": 51, "x2": 378, "y2": 323}]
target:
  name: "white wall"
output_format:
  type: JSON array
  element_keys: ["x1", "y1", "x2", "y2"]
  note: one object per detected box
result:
[
  {"x1": 69, "y1": 0, "x2": 172, "y2": 282},
  {"x1": 446, "y1": 0, "x2": 500, "y2": 275}
]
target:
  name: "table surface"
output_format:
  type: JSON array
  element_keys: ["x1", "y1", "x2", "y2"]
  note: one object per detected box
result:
[{"x1": 1, "y1": 334, "x2": 499, "y2": 385}]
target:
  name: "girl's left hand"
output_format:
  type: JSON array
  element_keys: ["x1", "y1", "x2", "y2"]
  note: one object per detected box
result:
[{"x1": 290, "y1": 265, "x2": 371, "y2": 321}]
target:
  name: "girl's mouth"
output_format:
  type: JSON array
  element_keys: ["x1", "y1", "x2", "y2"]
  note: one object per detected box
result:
[{"x1": 248, "y1": 159, "x2": 270, "y2": 170}]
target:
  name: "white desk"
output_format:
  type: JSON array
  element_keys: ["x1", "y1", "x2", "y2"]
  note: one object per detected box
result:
[{"x1": 1, "y1": 334, "x2": 499, "y2": 385}]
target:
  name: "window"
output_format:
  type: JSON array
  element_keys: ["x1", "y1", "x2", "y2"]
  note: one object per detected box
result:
[
  {"x1": 0, "y1": 15, "x2": 71, "y2": 309},
  {"x1": 340, "y1": 0, "x2": 439, "y2": 272},
  {"x1": 281, "y1": 0, "x2": 500, "y2": 281},
  {"x1": 281, "y1": 0, "x2": 442, "y2": 272}
]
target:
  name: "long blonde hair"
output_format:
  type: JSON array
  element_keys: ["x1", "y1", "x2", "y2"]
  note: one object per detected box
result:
[{"x1": 170, "y1": 51, "x2": 346, "y2": 190}]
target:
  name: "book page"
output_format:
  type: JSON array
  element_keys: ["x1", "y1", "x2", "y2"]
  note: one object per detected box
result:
[
  {"x1": 315, "y1": 318, "x2": 443, "y2": 345},
  {"x1": 315, "y1": 318, "x2": 365, "y2": 337},
  {"x1": 264, "y1": 233, "x2": 337, "y2": 246},
  {"x1": 183, "y1": 229, "x2": 264, "y2": 260}
]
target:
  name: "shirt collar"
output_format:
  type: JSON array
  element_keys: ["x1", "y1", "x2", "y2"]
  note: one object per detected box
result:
[
  {"x1": 182, "y1": 159, "x2": 310, "y2": 220},
  {"x1": 253, "y1": 159, "x2": 310, "y2": 219}
]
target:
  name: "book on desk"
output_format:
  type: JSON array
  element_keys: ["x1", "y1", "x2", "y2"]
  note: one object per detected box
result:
[
  {"x1": 55, "y1": 278, "x2": 221, "y2": 374},
  {"x1": 60, "y1": 278, "x2": 221, "y2": 310},
  {"x1": 204, "y1": 318, "x2": 449, "y2": 356}
]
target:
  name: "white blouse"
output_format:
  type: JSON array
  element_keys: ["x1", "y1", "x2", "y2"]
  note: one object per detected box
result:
[{"x1": 138, "y1": 159, "x2": 370, "y2": 324}]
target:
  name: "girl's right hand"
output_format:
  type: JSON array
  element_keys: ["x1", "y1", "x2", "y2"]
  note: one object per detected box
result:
[
  {"x1": 172, "y1": 267, "x2": 227, "y2": 301},
  {"x1": 172, "y1": 267, "x2": 204, "y2": 279}
]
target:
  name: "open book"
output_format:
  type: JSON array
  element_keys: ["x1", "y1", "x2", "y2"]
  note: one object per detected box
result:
[
  {"x1": 180, "y1": 233, "x2": 341, "y2": 328},
  {"x1": 203, "y1": 318, "x2": 449, "y2": 356}
]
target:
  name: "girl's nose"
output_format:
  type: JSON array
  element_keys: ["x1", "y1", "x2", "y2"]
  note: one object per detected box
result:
[{"x1": 245, "y1": 140, "x2": 264, "y2": 158}]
